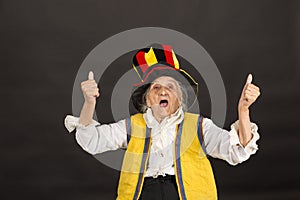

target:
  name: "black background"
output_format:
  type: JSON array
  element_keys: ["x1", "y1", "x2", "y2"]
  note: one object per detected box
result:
[{"x1": 1, "y1": 0, "x2": 300, "y2": 199}]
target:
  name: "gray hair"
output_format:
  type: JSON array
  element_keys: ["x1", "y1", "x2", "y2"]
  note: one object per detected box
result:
[{"x1": 140, "y1": 79, "x2": 188, "y2": 113}]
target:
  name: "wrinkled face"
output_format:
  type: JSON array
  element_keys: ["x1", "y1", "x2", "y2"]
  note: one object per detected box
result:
[{"x1": 146, "y1": 76, "x2": 182, "y2": 119}]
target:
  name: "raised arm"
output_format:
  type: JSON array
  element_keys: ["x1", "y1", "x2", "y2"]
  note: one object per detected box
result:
[
  {"x1": 203, "y1": 74, "x2": 260, "y2": 165},
  {"x1": 237, "y1": 74, "x2": 261, "y2": 147},
  {"x1": 79, "y1": 71, "x2": 100, "y2": 126},
  {"x1": 64, "y1": 71, "x2": 127, "y2": 155}
]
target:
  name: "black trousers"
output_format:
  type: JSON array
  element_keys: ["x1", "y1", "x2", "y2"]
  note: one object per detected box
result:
[{"x1": 139, "y1": 175, "x2": 180, "y2": 200}]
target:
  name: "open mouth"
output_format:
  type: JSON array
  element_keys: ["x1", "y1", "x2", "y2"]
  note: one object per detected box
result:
[{"x1": 159, "y1": 100, "x2": 168, "y2": 108}]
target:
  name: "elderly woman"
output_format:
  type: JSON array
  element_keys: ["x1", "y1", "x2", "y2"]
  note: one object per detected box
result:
[{"x1": 65, "y1": 44, "x2": 260, "y2": 200}]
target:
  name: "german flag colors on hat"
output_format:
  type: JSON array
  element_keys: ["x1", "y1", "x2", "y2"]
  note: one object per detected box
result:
[{"x1": 131, "y1": 44, "x2": 198, "y2": 112}]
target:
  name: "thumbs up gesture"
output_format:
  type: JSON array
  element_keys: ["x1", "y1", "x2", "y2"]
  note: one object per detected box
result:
[
  {"x1": 238, "y1": 74, "x2": 261, "y2": 111},
  {"x1": 81, "y1": 71, "x2": 100, "y2": 104}
]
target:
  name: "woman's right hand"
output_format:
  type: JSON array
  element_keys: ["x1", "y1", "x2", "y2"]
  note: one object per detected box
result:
[{"x1": 81, "y1": 71, "x2": 100, "y2": 104}]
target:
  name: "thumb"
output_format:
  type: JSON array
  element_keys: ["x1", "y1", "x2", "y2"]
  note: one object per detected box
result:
[
  {"x1": 246, "y1": 73, "x2": 253, "y2": 84},
  {"x1": 88, "y1": 71, "x2": 94, "y2": 80}
]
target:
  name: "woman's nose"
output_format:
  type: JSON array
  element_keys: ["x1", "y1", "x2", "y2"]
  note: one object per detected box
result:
[{"x1": 159, "y1": 87, "x2": 168, "y2": 95}]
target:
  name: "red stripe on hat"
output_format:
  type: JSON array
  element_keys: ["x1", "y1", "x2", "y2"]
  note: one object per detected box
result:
[
  {"x1": 133, "y1": 66, "x2": 179, "y2": 86},
  {"x1": 162, "y1": 44, "x2": 175, "y2": 67},
  {"x1": 136, "y1": 51, "x2": 148, "y2": 73}
]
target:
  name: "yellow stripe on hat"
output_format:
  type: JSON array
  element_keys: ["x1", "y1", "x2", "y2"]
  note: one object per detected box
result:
[
  {"x1": 179, "y1": 68, "x2": 199, "y2": 106},
  {"x1": 172, "y1": 50, "x2": 180, "y2": 69},
  {"x1": 144, "y1": 47, "x2": 158, "y2": 67},
  {"x1": 132, "y1": 64, "x2": 143, "y2": 82}
]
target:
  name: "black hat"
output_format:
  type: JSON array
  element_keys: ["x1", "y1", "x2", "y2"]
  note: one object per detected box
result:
[{"x1": 131, "y1": 44, "x2": 198, "y2": 112}]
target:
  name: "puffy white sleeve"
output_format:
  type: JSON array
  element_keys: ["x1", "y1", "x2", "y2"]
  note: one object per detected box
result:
[
  {"x1": 64, "y1": 115, "x2": 127, "y2": 155},
  {"x1": 203, "y1": 118, "x2": 260, "y2": 165}
]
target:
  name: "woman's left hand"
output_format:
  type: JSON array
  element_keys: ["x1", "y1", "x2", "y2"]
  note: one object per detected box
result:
[{"x1": 238, "y1": 74, "x2": 261, "y2": 111}]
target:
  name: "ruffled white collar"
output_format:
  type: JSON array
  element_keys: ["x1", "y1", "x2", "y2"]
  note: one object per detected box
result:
[{"x1": 143, "y1": 106, "x2": 184, "y2": 151}]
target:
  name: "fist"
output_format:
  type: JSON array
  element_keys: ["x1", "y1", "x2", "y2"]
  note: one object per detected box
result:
[
  {"x1": 81, "y1": 71, "x2": 100, "y2": 104},
  {"x1": 238, "y1": 74, "x2": 261, "y2": 110}
]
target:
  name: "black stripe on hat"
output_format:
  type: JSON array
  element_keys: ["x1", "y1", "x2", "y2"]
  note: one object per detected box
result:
[{"x1": 152, "y1": 44, "x2": 167, "y2": 65}]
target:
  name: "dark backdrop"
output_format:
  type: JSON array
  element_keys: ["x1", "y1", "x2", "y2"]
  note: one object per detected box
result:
[{"x1": 1, "y1": 0, "x2": 300, "y2": 199}]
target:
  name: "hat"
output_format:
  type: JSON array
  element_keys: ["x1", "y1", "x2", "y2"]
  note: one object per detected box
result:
[{"x1": 131, "y1": 44, "x2": 198, "y2": 112}]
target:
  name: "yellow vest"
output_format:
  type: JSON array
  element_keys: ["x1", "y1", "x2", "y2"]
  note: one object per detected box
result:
[{"x1": 117, "y1": 112, "x2": 217, "y2": 200}]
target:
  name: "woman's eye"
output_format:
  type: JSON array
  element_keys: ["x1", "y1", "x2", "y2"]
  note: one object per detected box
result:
[{"x1": 168, "y1": 85, "x2": 174, "y2": 89}]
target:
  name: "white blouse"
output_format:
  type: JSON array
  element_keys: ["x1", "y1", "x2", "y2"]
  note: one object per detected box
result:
[{"x1": 64, "y1": 107, "x2": 259, "y2": 178}]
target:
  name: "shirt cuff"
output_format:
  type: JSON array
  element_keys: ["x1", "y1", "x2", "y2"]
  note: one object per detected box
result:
[
  {"x1": 64, "y1": 115, "x2": 100, "y2": 133},
  {"x1": 229, "y1": 120, "x2": 260, "y2": 155}
]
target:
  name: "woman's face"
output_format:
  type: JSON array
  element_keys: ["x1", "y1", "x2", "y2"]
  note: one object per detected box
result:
[{"x1": 146, "y1": 76, "x2": 182, "y2": 119}]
